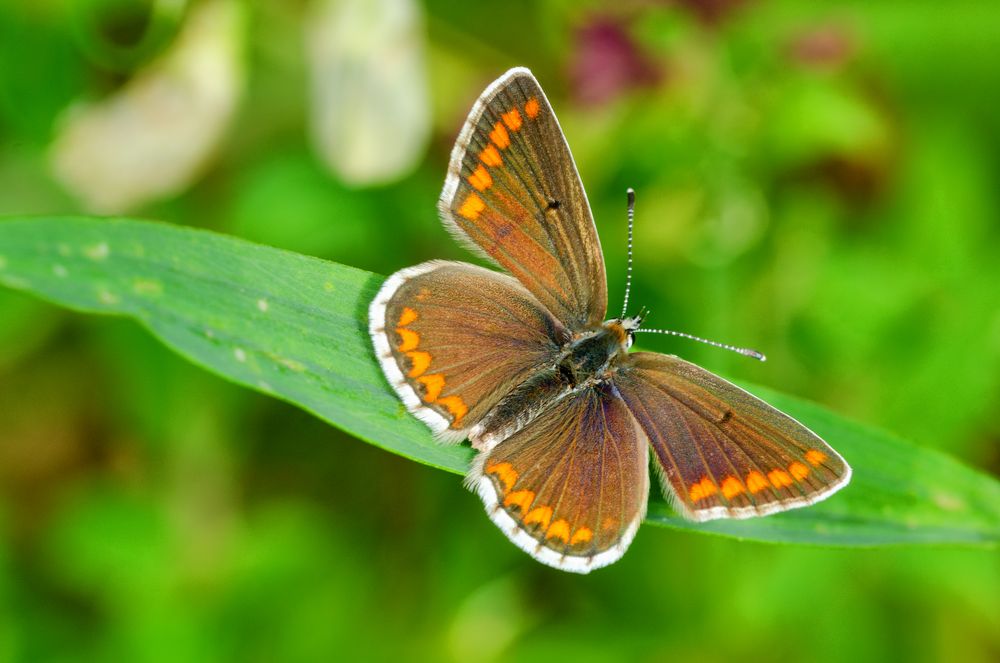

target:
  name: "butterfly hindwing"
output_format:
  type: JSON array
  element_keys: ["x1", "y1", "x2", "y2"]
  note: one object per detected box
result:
[
  {"x1": 369, "y1": 260, "x2": 570, "y2": 440},
  {"x1": 439, "y1": 67, "x2": 608, "y2": 330},
  {"x1": 615, "y1": 352, "x2": 851, "y2": 521},
  {"x1": 470, "y1": 381, "x2": 649, "y2": 573}
]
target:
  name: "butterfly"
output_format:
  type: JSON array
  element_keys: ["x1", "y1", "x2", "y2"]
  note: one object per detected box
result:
[{"x1": 369, "y1": 67, "x2": 850, "y2": 573}]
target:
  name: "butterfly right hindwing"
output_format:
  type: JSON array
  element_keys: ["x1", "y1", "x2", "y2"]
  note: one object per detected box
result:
[{"x1": 470, "y1": 381, "x2": 649, "y2": 573}]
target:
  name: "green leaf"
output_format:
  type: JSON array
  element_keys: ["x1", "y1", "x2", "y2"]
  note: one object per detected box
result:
[
  {"x1": 1, "y1": 216, "x2": 997, "y2": 547},
  {"x1": 0, "y1": 215, "x2": 470, "y2": 475}
]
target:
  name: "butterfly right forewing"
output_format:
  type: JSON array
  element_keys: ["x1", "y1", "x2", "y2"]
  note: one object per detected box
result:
[{"x1": 615, "y1": 352, "x2": 851, "y2": 521}]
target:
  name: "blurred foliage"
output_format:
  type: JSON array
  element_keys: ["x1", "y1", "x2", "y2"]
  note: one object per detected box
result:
[{"x1": 0, "y1": 0, "x2": 998, "y2": 661}]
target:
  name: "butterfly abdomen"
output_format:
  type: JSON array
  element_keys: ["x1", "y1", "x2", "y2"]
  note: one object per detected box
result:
[
  {"x1": 470, "y1": 368, "x2": 574, "y2": 451},
  {"x1": 472, "y1": 324, "x2": 629, "y2": 450}
]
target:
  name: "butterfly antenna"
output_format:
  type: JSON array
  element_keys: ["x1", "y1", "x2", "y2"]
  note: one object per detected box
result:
[
  {"x1": 622, "y1": 188, "x2": 764, "y2": 362},
  {"x1": 620, "y1": 188, "x2": 636, "y2": 319},
  {"x1": 633, "y1": 326, "x2": 767, "y2": 362}
]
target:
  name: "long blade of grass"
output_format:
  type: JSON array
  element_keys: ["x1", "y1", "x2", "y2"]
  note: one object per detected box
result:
[{"x1": 1, "y1": 216, "x2": 997, "y2": 546}]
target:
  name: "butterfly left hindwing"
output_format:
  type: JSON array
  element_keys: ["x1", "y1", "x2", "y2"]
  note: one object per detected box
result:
[{"x1": 369, "y1": 260, "x2": 569, "y2": 440}]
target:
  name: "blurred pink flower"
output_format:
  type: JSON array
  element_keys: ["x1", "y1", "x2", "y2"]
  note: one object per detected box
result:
[
  {"x1": 570, "y1": 16, "x2": 663, "y2": 106},
  {"x1": 788, "y1": 24, "x2": 856, "y2": 69}
]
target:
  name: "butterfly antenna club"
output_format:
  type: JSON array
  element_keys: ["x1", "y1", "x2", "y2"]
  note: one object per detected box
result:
[{"x1": 620, "y1": 188, "x2": 636, "y2": 319}]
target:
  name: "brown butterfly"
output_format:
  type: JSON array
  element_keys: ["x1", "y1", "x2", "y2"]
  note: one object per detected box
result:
[{"x1": 369, "y1": 67, "x2": 850, "y2": 573}]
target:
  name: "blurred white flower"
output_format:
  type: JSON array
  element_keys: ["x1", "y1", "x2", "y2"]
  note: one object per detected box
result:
[
  {"x1": 306, "y1": 0, "x2": 430, "y2": 186},
  {"x1": 50, "y1": 0, "x2": 245, "y2": 213}
]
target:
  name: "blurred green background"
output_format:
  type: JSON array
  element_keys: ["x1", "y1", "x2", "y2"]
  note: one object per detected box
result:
[{"x1": 1, "y1": 0, "x2": 998, "y2": 661}]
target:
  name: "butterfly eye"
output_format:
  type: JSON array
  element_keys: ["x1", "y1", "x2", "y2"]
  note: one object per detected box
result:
[{"x1": 616, "y1": 315, "x2": 642, "y2": 351}]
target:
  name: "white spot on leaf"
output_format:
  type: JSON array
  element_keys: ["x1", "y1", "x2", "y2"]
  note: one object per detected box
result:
[
  {"x1": 234, "y1": 347, "x2": 247, "y2": 362},
  {"x1": 98, "y1": 288, "x2": 120, "y2": 304},
  {"x1": 85, "y1": 242, "x2": 110, "y2": 261},
  {"x1": 132, "y1": 278, "x2": 163, "y2": 295},
  {"x1": 277, "y1": 357, "x2": 305, "y2": 372},
  {"x1": 932, "y1": 491, "x2": 965, "y2": 512},
  {"x1": 257, "y1": 298, "x2": 269, "y2": 312}
]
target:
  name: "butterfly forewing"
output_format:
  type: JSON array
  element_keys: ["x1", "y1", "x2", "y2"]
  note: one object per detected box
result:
[
  {"x1": 369, "y1": 260, "x2": 569, "y2": 440},
  {"x1": 439, "y1": 67, "x2": 607, "y2": 330},
  {"x1": 471, "y1": 382, "x2": 649, "y2": 573},
  {"x1": 615, "y1": 353, "x2": 851, "y2": 521}
]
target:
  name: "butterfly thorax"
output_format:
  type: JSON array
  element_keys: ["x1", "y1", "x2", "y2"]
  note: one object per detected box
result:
[
  {"x1": 470, "y1": 318, "x2": 639, "y2": 449},
  {"x1": 557, "y1": 319, "x2": 636, "y2": 387}
]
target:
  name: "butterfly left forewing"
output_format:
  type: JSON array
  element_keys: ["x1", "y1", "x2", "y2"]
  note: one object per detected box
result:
[
  {"x1": 615, "y1": 352, "x2": 850, "y2": 521},
  {"x1": 439, "y1": 67, "x2": 607, "y2": 329},
  {"x1": 470, "y1": 381, "x2": 649, "y2": 573}
]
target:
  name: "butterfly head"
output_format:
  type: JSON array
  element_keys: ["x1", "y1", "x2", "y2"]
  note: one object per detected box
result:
[{"x1": 606, "y1": 307, "x2": 647, "y2": 351}]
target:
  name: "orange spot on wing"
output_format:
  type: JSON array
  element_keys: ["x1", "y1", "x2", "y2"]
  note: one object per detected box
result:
[
  {"x1": 501, "y1": 108, "x2": 522, "y2": 131},
  {"x1": 504, "y1": 489, "x2": 535, "y2": 512},
  {"x1": 416, "y1": 288, "x2": 430, "y2": 302},
  {"x1": 805, "y1": 449, "x2": 828, "y2": 466},
  {"x1": 746, "y1": 471, "x2": 769, "y2": 494},
  {"x1": 769, "y1": 469, "x2": 794, "y2": 488},
  {"x1": 569, "y1": 527, "x2": 593, "y2": 545},
  {"x1": 490, "y1": 122, "x2": 510, "y2": 149},
  {"x1": 524, "y1": 97, "x2": 540, "y2": 119},
  {"x1": 395, "y1": 328, "x2": 419, "y2": 352},
  {"x1": 486, "y1": 461, "x2": 518, "y2": 491},
  {"x1": 405, "y1": 351, "x2": 431, "y2": 378},
  {"x1": 524, "y1": 506, "x2": 553, "y2": 530},
  {"x1": 480, "y1": 144, "x2": 502, "y2": 167},
  {"x1": 721, "y1": 476, "x2": 745, "y2": 499},
  {"x1": 437, "y1": 395, "x2": 468, "y2": 425},
  {"x1": 458, "y1": 192, "x2": 485, "y2": 220},
  {"x1": 789, "y1": 461, "x2": 810, "y2": 480},
  {"x1": 690, "y1": 476, "x2": 718, "y2": 502},
  {"x1": 417, "y1": 373, "x2": 445, "y2": 402},
  {"x1": 546, "y1": 519, "x2": 571, "y2": 543},
  {"x1": 467, "y1": 164, "x2": 492, "y2": 191},
  {"x1": 397, "y1": 307, "x2": 418, "y2": 326}
]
